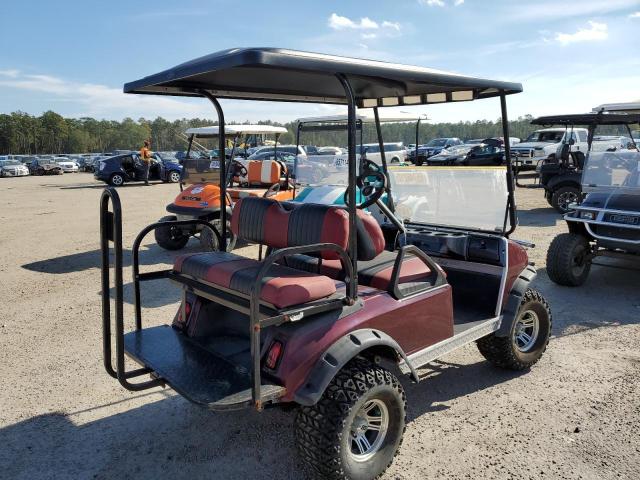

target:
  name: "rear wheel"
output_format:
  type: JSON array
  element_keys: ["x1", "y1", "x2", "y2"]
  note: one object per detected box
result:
[
  {"x1": 109, "y1": 173, "x2": 124, "y2": 187},
  {"x1": 199, "y1": 219, "x2": 237, "y2": 252},
  {"x1": 551, "y1": 186, "x2": 580, "y2": 213},
  {"x1": 168, "y1": 170, "x2": 181, "y2": 183},
  {"x1": 476, "y1": 289, "x2": 551, "y2": 370},
  {"x1": 296, "y1": 359, "x2": 406, "y2": 480},
  {"x1": 155, "y1": 215, "x2": 190, "y2": 250},
  {"x1": 546, "y1": 232, "x2": 592, "y2": 286}
]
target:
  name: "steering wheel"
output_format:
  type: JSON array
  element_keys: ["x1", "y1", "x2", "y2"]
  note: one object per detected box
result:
[
  {"x1": 263, "y1": 182, "x2": 281, "y2": 198},
  {"x1": 343, "y1": 159, "x2": 387, "y2": 209},
  {"x1": 231, "y1": 160, "x2": 247, "y2": 178}
]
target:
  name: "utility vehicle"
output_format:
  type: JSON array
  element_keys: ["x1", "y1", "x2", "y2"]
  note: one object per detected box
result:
[
  {"x1": 101, "y1": 48, "x2": 551, "y2": 480},
  {"x1": 153, "y1": 124, "x2": 292, "y2": 252},
  {"x1": 546, "y1": 113, "x2": 640, "y2": 286}
]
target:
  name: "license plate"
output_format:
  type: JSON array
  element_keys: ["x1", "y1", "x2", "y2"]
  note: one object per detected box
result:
[{"x1": 609, "y1": 214, "x2": 639, "y2": 225}]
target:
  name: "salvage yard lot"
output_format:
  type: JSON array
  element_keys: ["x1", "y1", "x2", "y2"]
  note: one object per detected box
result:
[{"x1": 1, "y1": 173, "x2": 638, "y2": 479}]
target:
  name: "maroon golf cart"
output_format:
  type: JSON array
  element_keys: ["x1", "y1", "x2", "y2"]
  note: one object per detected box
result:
[{"x1": 101, "y1": 48, "x2": 551, "y2": 480}]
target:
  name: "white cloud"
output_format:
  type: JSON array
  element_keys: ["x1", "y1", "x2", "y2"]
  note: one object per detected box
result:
[
  {"x1": 328, "y1": 13, "x2": 378, "y2": 30},
  {"x1": 454, "y1": 0, "x2": 465, "y2": 5},
  {"x1": 555, "y1": 21, "x2": 608, "y2": 45},
  {"x1": 504, "y1": 0, "x2": 636, "y2": 22},
  {"x1": 0, "y1": 69, "x2": 20, "y2": 78},
  {"x1": 361, "y1": 33, "x2": 377, "y2": 39},
  {"x1": 420, "y1": 0, "x2": 445, "y2": 6},
  {"x1": 629, "y1": 11, "x2": 640, "y2": 18},
  {"x1": 381, "y1": 21, "x2": 401, "y2": 31}
]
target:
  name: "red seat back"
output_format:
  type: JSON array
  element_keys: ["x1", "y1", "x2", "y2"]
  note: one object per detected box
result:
[{"x1": 231, "y1": 198, "x2": 385, "y2": 261}]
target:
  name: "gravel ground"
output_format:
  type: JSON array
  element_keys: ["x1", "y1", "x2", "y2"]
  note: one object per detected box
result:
[{"x1": 0, "y1": 173, "x2": 638, "y2": 480}]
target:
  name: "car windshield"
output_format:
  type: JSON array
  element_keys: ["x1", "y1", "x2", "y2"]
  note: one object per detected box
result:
[
  {"x1": 582, "y1": 151, "x2": 640, "y2": 194},
  {"x1": 525, "y1": 131, "x2": 564, "y2": 143},
  {"x1": 0, "y1": 160, "x2": 21, "y2": 166},
  {"x1": 389, "y1": 166, "x2": 510, "y2": 232},
  {"x1": 426, "y1": 139, "x2": 447, "y2": 147}
]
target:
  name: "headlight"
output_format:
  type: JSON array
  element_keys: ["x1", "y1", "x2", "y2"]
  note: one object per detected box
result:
[
  {"x1": 579, "y1": 211, "x2": 595, "y2": 220},
  {"x1": 533, "y1": 149, "x2": 546, "y2": 157}
]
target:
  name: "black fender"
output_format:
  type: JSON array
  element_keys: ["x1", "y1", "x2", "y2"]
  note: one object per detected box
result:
[
  {"x1": 546, "y1": 174, "x2": 581, "y2": 192},
  {"x1": 495, "y1": 265, "x2": 537, "y2": 337},
  {"x1": 293, "y1": 329, "x2": 417, "y2": 406}
]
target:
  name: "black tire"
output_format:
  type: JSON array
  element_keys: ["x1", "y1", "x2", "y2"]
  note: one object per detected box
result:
[
  {"x1": 390, "y1": 156, "x2": 400, "y2": 164},
  {"x1": 155, "y1": 215, "x2": 190, "y2": 250},
  {"x1": 476, "y1": 289, "x2": 551, "y2": 370},
  {"x1": 199, "y1": 219, "x2": 237, "y2": 252},
  {"x1": 546, "y1": 232, "x2": 592, "y2": 286},
  {"x1": 109, "y1": 173, "x2": 125, "y2": 187},
  {"x1": 544, "y1": 190, "x2": 553, "y2": 206},
  {"x1": 551, "y1": 185, "x2": 580, "y2": 213},
  {"x1": 296, "y1": 359, "x2": 406, "y2": 480}
]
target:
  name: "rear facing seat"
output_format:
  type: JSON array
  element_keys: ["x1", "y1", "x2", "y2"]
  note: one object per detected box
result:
[
  {"x1": 172, "y1": 197, "x2": 350, "y2": 309},
  {"x1": 229, "y1": 160, "x2": 288, "y2": 200}
]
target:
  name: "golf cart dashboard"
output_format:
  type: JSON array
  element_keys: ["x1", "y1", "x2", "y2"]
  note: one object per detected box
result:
[{"x1": 398, "y1": 224, "x2": 504, "y2": 266}]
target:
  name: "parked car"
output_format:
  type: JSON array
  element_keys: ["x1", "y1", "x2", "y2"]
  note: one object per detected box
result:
[
  {"x1": 253, "y1": 144, "x2": 307, "y2": 157},
  {"x1": 409, "y1": 138, "x2": 464, "y2": 165},
  {"x1": 94, "y1": 152, "x2": 183, "y2": 186},
  {"x1": 316, "y1": 146, "x2": 343, "y2": 156},
  {"x1": 511, "y1": 127, "x2": 588, "y2": 170},
  {"x1": 427, "y1": 140, "x2": 505, "y2": 166},
  {"x1": 0, "y1": 159, "x2": 30, "y2": 177},
  {"x1": 357, "y1": 142, "x2": 407, "y2": 164},
  {"x1": 25, "y1": 157, "x2": 63, "y2": 175},
  {"x1": 55, "y1": 156, "x2": 79, "y2": 173}
]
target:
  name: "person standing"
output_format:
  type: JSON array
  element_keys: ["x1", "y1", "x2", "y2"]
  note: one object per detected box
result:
[{"x1": 140, "y1": 139, "x2": 153, "y2": 185}]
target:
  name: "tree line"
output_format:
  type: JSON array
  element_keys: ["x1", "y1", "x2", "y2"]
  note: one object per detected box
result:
[{"x1": 3, "y1": 110, "x2": 622, "y2": 155}]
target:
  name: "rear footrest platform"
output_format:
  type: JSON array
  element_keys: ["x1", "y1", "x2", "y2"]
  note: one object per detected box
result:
[{"x1": 124, "y1": 325, "x2": 284, "y2": 410}]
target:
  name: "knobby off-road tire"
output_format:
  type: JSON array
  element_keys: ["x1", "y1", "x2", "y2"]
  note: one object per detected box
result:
[
  {"x1": 199, "y1": 219, "x2": 237, "y2": 252},
  {"x1": 476, "y1": 289, "x2": 551, "y2": 370},
  {"x1": 551, "y1": 185, "x2": 580, "y2": 213},
  {"x1": 154, "y1": 215, "x2": 189, "y2": 250},
  {"x1": 295, "y1": 359, "x2": 406, "y2": 480},
  {"x1": 546, "y1": 232, "x2": 592, "y2": 286}
]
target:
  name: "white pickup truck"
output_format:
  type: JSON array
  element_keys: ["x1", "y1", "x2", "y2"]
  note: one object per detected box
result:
[{"x1": 511, "y1": 128, "x2": 589, "y2": 169}]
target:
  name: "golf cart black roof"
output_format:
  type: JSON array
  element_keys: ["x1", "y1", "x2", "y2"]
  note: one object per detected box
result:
[
  {"x1": 532, "y1": 113, "x2": 640, "y2": 127},
  {"x1": 123, "y1": 48, "x2": 522, "y2": 107}
]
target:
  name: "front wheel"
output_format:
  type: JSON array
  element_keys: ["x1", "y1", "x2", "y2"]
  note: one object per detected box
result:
[
  {"x1": 551, "y1": 186, "x2": 580, "y2": 213},
  {"x1": 546, "y1": 232, "x2": 592, "y2": 286},
  {"x1": 476, "y1": 289, "x2": 551, "y2": 370},
  {"x1": 296, "y1": 359, "x2": 406, "y2": 480},
  {"x1": 155, "y1": 215, "x2": 190, "y2": 250}
]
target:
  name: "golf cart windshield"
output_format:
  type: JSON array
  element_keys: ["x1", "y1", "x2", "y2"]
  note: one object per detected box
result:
[
  {"x1": 582, "y1": 151, "x2": 640, "y2": 195},
  {"x1": 181, "y1": 124, "x2": 287, "y2": 185},
  {"x1": 389, "y1": 166, "x2": 510, "y2": 232}
]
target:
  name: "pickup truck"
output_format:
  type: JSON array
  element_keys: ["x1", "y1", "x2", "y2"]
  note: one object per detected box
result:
[{"x1": 511, "y1": 128, "x2": 588, "y2": 170}]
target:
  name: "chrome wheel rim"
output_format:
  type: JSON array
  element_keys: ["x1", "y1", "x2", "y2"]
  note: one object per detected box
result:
[
  {"x1": 349, "y1": 399, "x2": 389, "y2": 462},
  {"x1": 112, "y1": 175, "x2": 123, "y2": 186},
  {"x1": 170, "y1": 171, "x2": 180, "y2": 182},
  {"x1": 513, "y1": 310, "x2": 540, "y2": 352},
  {"x1": 558, "y1": 191, "x2": 578, "y2": 211}
]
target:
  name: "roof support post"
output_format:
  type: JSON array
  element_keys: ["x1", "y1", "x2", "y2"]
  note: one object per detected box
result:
[
  {"x1": 336, "y1": 74, "x2": 358, "y2": 303},
  {"x1": 372, "y1": 107, "x2": 395, "y2": 212},
  {"x1": 500, "y1": 92, "x2": 517, "y2": 236},
  {"x1": 199, "y1": 91, "x2": 227, "y2": 251},
  {"x1": 415, "y1": 118, "x2": 421, "y2": 164}
]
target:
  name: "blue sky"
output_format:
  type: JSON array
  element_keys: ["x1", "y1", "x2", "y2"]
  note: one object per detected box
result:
[{"x1": 0, "y1": 0, "x2": 638, "y2": 123}]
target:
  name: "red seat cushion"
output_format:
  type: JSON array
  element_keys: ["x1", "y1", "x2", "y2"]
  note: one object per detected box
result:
[
  {"x1": 282, "y1": 250, "x2": 432, "y2": 291},
  {"x1": 174, "y1": 252, "x2": 337, "y2": 309}
]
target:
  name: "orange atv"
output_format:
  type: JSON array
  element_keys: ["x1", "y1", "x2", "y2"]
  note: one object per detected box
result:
[{"x1": 155, "y1": 125, "x2": 296, "y2": 251}]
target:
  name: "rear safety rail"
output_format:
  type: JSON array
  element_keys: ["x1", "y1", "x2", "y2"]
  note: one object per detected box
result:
[{"x1": 100, "y1": 187, "x2": 222, "y2": 392}]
